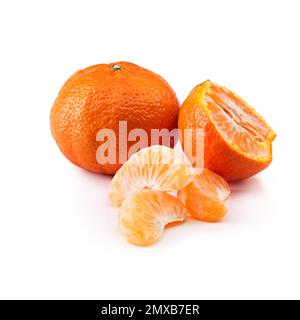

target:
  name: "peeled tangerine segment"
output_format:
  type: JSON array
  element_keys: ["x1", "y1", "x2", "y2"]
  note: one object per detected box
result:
[
  {"x1": 178, "y1": 168, "x2": 231, "y2": 222},
  {"x1": 119, "y1": 190, "x2": 189, "y2": 246},
  {"x1": 109, "y1": 145, "x2": 197, "y2": 207}
]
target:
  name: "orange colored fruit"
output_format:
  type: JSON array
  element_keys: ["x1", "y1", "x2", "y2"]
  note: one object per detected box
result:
[
  {"x1": 119, "y1": 190, "x2": 189, "y2": 246},
  {"x1": 50, "y1": 61, "x2": 179, "y2": 174},
  {"x1": 178, "y1": 80, "x2": 276, "y2": 181},
  {"x1": 109, "y1": 145, "x2": 198, "y2": 207},
  {"x1": 178, "y1": 169, "x2": 230, "y2": 222}
]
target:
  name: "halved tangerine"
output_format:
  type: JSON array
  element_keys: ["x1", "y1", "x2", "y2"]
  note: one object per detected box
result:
[
  {"x1": 178, "y1": 169, "x2": 230, "y2": 222},
  {"x1": 118, "y1": 190, "x2": 189, "y2": 246},
  {"x1": 109, "y1": 145, "x2": 198, "y2": 207},
  {"x1": 178, "y1": 80, "x2": 276, "y2": 181}
]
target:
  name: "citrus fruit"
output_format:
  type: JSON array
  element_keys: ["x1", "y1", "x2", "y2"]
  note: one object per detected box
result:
[
  {"x1": 178, "y1": 169, "x2": 230, "y2": 222},
  {"x1": 109, "y1": 145, "x2": 198, "y2": 207},
  {"x1": 50, "y1": 61, "x2": 179, "y2": 174},
  {"x1": 178, "y1": 80, "x2": 276, "y2": 181},
  {"x1": 118, "y1": 190, "x2": 189, "y2": 246}
]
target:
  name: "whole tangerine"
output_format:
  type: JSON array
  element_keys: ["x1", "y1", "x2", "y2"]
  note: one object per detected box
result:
[{"x1": 50, "y1": 61, "x2": 179, "y2": 174}]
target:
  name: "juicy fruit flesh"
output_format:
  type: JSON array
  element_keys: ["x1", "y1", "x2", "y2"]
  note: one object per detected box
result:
[
  {"x1": 118, "y1": 190, "x2": 189, "y2": 246},
  {"x1": 109, "y1": 145, "x2": 198, "y2": 207},
  {"x1": 178, "y1": 169, "x2": 230, "y2": 222},
  {"x1": 205, "y1": 83, "x2": 274, "y2": 159}
]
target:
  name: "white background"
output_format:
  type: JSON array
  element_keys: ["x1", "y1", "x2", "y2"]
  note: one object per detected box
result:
[{"x1": 0, "y1": 0, "x2": 299, "y2": 299}]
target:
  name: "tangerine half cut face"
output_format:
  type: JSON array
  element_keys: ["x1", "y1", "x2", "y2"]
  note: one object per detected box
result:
[{"x1": 205, "y1": 82, "x2": 275, "y2": 160}]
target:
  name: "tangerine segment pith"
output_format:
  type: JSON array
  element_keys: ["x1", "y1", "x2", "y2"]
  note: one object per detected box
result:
[{"x1": 109, "y1": 145, "x2": 198, "y2": 207}]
